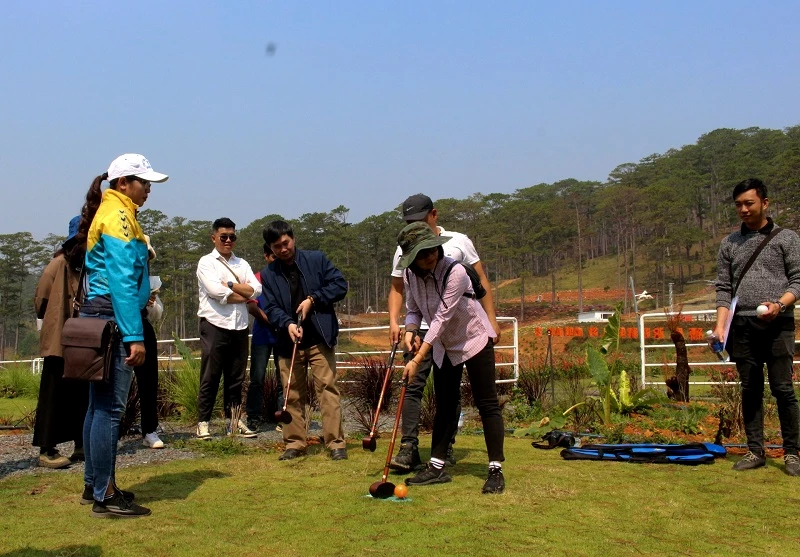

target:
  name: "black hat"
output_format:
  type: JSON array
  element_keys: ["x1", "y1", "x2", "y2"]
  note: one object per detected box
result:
[{"x1": 402, "y1": 194, "x2": 434, "y2": 222}]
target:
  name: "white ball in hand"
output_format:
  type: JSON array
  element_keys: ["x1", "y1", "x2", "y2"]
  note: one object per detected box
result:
[{"x1": 756, "y1": 304, "x2": 769, "y2": 316}]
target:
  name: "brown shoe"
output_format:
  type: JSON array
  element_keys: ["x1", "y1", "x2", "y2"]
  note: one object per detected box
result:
[
  {"x1": 38, "y1": 451, "x2": 71, "y2": 469},
  {"x1": 279, "y1": 448, "x2": 306, "y2": 461}
]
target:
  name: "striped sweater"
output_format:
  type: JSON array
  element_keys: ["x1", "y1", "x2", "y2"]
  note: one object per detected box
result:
[{"x1": 715, "y1": 219, "x2": 800, "y2": 316}]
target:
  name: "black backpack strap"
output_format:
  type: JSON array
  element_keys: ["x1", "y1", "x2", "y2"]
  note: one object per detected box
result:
[
  {"x1": 441, "y1": 260, "x2": 459, "y2": 290},
  {"x1": 732, "y1": 227, "x2": 784, "y2": 297},
  {"x1": 442, "y1": 260, "x2": 477, "y2": 299}
]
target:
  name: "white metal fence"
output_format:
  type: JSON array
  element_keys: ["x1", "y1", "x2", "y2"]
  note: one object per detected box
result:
[
  {"x1": 5, "y1": 316, "x2": 520, "y2": 383},
  {"x1": 638, "y1": 309, "x2": 800, "y2": 386}
]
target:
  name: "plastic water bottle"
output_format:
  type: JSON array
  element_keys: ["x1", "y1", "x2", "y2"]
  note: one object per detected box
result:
[
  {"x1": 458, "y1": 411, "x2": 465, "y2": 429},
  {"x1": 706, "y1": 330, "x2": 725, "y2": 361}
]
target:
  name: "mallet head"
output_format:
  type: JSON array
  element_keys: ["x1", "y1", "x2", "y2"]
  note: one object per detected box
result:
[
  {"x1": 369, "y1": 481, "x2": 396, "y2": 499},
  {"x1": 362, "y1": 436, "x2": 377, "y2": 452},
  {"x1": 274, "y1": 409, "x2": 292, "y2": 424}
]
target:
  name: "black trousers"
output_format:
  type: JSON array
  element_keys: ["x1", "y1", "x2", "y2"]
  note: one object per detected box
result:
[
  {"x1": 431, "y1": 341, "x2": 505, "y2": 462},
  {"x1": 401, "y1": 329, "x2": 461, "y2": 448},
  {"x1": 32, "y1": 356, "x2": 88, "y2": 450},
  {"x1": 731, "y1": 316, "x2": 800, "y2": 455},
  {"x1": 198, "y1": 319, "x2": 250, "y2": 422},
  {"x1": 134, "y1": 319, "x2": 159, "y2": 436}
]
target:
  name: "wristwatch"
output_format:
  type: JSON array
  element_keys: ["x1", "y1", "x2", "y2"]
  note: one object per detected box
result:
[
  {"x1": 227, "y1": 281, "x2": 234, "y2": 288},
  {"x1": 777, "y1": 301, "x2": 787, "y2": 313}
]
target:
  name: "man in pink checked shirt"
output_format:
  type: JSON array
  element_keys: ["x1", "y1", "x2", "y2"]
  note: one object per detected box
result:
[{"x1": 396, "y1": 222, "x2": 506, "y2": 494}]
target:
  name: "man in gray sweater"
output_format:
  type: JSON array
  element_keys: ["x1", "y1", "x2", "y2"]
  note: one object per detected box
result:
[{"x1": 714, "y1": 178, "x2": 800, "y2": 476}]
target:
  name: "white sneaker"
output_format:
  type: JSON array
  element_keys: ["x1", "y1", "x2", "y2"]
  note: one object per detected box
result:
[
  {"x1": 228, "y1": 419, "x2": 257, "y2": 438},
  {"x1": 196, "y1": 421, "x2": 212, "y2": 439},
  {"x1": 143, "y1": 432, "x2": 165, "y2": 449}
]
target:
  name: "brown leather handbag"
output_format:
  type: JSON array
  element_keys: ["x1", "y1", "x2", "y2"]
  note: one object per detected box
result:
[
  {"x1": 62, "y1": 317, "x2": 119, "y2": 382},
  {"x1": 61, "y1": 266, "x2": 119, "y2": 383}
]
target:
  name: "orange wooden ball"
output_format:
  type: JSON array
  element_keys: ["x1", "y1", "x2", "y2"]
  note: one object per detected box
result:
[{"x1": 394, "y1": 484, "x2": 408, "y2": 499}]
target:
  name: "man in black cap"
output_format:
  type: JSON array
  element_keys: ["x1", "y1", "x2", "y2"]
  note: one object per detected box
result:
[{"x1": 387, "y1": 193, "x2": 500, "y2": 472}]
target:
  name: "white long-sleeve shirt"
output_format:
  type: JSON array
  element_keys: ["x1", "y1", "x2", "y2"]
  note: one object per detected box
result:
[{"x1": 196, "y1": 249, "x2": 261, "y2": 330}]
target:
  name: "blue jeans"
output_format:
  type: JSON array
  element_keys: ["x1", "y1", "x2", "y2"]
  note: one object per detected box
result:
[
  {"x1": 81, "y1": 314, "x2": 134, "y2": 502},
  {"x1": 246, "y1": 342, "x2": 282, "y2": 420}
]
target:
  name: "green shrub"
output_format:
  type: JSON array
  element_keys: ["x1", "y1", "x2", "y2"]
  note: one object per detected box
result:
[
  {"x1": 165, "y1": 335, "x2": 222, "y2": 422},
  {"x1": 0, "y1": 365, "x2": 41, "y2": 398},
  {"x1": 419, "y1": 373, "x2": 436, "y2": 432},
  {"x1": 516, "y1": 358, "x2": 552, "y2": 406},
  {"x1": 647, "y1": 403, "x2": 710, "y2": 435},
  {"x1": 504, "y1": 393, "x2": 544, "y2": 427}
]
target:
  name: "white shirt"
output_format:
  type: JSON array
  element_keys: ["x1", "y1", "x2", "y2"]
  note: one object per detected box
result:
[
  {"x1": 391, "y1": 226, "x2": 481, "y2": 329},
  {"x1": 197, "y1": 249, "x2": 262, "y2": 330}
]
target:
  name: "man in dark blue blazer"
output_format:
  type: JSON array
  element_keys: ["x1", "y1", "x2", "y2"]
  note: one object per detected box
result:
[{"x1": 261, "y1": 220, "x2": 349, "y2": 461}]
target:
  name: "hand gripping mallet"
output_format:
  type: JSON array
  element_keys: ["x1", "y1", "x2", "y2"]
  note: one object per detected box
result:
[
  {"x1": 369, "y1": 376, "x2": 408, "y2": 499},
  {"x1": 362, "y1": 341, "x2": 400, "y2": 452},
  {"x1": 274, "y1": 316, "x2": 302, "y2": 425}
]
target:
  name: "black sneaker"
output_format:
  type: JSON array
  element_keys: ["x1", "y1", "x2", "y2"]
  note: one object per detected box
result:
[
  {"x1": 389, "y1": 443, "x2": 422, "y2": 472},
  {"x1": 784, "y1": 454, "x2": 800, "y2": 477},
  {"x1": 81, "y1": 485, "x2": 135, "y2": 505},
  {"x1": 482, "y1": 468, "x2": 505, "y2": 494},
  {"x1": 445, "y1": 446, "x2": 456, "y2": 466},
  {"x1": 405, "y1": 464, "x2": 452, "y2": 486},
  {"x1": 91, "y1": 491, "x2": 151, "y2": 518},
  {"x1": 732, "y1": 451, "x2": 766, "y2": 471}
]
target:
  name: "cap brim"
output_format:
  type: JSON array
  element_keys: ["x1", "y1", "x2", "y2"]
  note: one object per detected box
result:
[
  {"x1": 397, "y1": 235, "x2": 450, "y2": 270},
  {"x1": 136, "y1": 170, "x2": 169, "y2": 183},
  {"x1": 403, "y1": 210, "x2": 430, "y2": 223}
]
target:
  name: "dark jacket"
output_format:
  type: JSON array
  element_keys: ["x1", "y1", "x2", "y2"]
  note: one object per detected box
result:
[{"x1": 260, "y1": 249, "x2": 348, "y2": 357}]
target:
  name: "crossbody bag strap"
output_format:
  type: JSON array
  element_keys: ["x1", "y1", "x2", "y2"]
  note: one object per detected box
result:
[
  {"x1": 732, "y1": 227, "x2": 784, "y2": 297},
  {"x1": 71, "y1": 264, "x2": 88, "y2": 318},
  {"x1": 217, "y1": 256, "x2": 241, "y2": 283}
]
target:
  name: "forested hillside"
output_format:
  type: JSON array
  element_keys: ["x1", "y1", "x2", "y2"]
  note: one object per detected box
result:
[{"x1": 2, "y1": 125, "x2": 799, "y2": 357}]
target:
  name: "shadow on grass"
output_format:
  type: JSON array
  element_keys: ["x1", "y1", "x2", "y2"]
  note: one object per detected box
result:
[
  {"x1": 0, "y1": 458, "x2": 36, "y2": 480},
  {"x1": 124, "y1": 469, "x2": 229, "y2": 503},
  {"x1": 0, "y1": 546, "x2": 102, "y2": 557}
]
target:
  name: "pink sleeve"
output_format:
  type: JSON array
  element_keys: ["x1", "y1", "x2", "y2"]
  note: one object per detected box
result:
[{"x1": 425, "y1": 265, "x2": 469, "y2": 345}]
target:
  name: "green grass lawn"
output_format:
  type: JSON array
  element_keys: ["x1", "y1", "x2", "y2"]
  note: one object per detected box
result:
[
  {"x1": 0, "y1": 396, "x2": 37, "y2": 424},
  {"x1": 1, "y1": 434, "x2": 798, "y2": 556}
]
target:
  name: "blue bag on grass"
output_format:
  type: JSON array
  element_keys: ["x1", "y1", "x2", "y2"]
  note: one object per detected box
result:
[{"x1": 560, "y1": 442, "x2": 726, "y2": 465}]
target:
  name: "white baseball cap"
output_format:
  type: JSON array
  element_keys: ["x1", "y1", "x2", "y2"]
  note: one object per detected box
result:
[{"x1": 107, "y1": 154, "x2": 169, "y2": 183}]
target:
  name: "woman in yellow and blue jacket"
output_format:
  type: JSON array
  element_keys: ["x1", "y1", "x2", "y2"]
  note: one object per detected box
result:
[{"x1": 78, "y1": 154, "x2": 168, "y2": 518}]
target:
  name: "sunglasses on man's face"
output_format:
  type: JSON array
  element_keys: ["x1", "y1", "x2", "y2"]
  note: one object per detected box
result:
[{"x1": 218, "y1": 234, "x2": 237, "y2": 243}]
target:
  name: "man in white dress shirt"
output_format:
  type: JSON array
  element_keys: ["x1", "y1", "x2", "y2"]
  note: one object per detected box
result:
[{"x1": 196, "y1": 218, "x2": 262, "y2": 439}]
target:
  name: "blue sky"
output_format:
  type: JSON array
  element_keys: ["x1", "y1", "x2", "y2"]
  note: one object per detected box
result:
[{"x1": 2, "y1": 1, "x2": 799, "y2": 238}]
